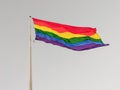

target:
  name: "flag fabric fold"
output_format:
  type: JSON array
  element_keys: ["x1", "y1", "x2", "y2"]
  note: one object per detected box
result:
[{"x1": 32, "y1": 18, "x2": 109, "y2": 51}]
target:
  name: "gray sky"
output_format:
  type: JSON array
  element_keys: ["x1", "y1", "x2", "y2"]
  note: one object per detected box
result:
[{"x1": 0, "y1": 0, "x2": 120, "y2": 90}]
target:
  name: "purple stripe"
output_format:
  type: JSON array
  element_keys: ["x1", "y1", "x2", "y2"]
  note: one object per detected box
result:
[{"x1": 36, "y1": 36, "x2": 109, "y2": 51}]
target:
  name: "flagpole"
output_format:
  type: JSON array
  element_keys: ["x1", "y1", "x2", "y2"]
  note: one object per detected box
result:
[{"x1": 29, "y1": 16, "x2": 32, "y2": 90}]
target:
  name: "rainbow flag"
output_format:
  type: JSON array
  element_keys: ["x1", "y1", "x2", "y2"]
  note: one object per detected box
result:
[{"x1": 32, "y1": 18, "x2": 109, "y2": 51}]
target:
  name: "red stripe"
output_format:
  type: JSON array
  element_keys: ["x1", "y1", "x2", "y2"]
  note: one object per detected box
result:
[{"x1": 32, "y1": 18, "x2": 96, "y2": 36}]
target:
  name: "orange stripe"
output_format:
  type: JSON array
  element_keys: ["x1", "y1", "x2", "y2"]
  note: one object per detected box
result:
[{"x1": 34, "y1": 25, "x2": 101, "y2": 39}]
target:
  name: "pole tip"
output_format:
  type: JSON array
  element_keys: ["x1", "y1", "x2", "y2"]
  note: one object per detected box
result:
[{"x1": 29, "y1": 16, "x2": 32, "y2": 18}]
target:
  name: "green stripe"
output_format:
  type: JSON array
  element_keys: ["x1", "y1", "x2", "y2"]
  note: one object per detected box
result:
[{"x1": 35, "y1": 28, "x2": 103, "y2": 44}]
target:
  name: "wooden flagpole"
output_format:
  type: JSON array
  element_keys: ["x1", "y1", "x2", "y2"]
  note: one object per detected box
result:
[{"x1": 29, "y1": 16, "x2": 33, "y2": 90}]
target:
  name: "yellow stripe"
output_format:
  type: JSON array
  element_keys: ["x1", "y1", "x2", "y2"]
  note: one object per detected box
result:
[
  {"x1": 34, "y1": 25, "x2": 100, "y2": 39},
  {"x1": 90, "y1": 33, "x2": 101, "y2": 39}
]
